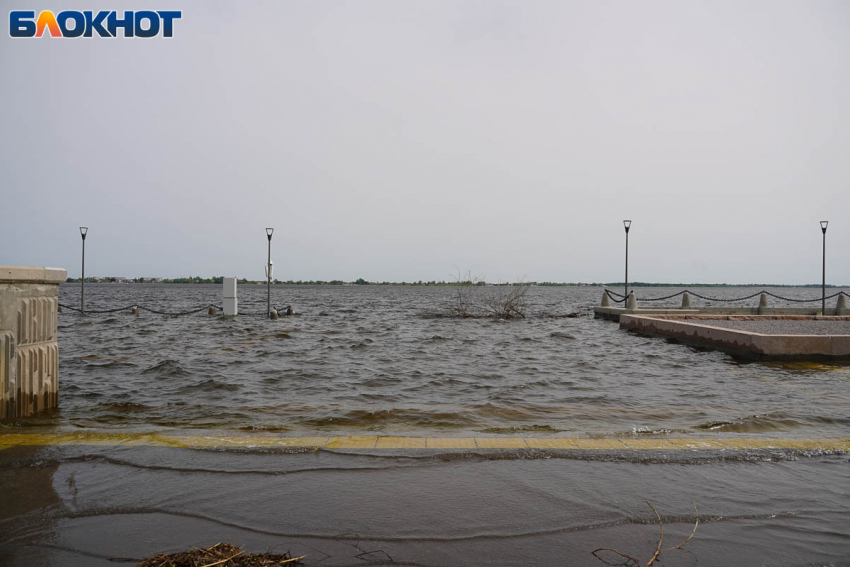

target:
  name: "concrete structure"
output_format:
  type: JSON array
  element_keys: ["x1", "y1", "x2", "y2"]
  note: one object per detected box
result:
[
  {"x1": 223, "y1": 277, "x2": 237, "y2": 316},
  {"x1": 0, "y1": 266, "x2": 66, "y2": 418},
  {"x1": 595, "y1": 292, "x2": 850, "y2": 322},
  {"x1": 620, "y1": 314, "x2": 850, "y2": 360}
]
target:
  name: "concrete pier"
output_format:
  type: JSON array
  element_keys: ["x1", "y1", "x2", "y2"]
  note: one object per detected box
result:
[
  {"x1": 620, "y1": 314, "x2": 850, "y2": 360},
  {"x1": 0, "y1": 266, "x2": 66, "y2": 418}
]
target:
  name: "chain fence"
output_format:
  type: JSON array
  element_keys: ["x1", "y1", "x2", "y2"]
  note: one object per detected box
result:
[
  {"x1": 59, "y1": 302, "x2": 296, "y2": 317},
  {"x1": 603, "y1": 289, "x2": 850, "y2": 304}
]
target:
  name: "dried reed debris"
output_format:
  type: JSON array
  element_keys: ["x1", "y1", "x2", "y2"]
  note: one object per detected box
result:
[{"x1": 136, "y1": 543, "x2": 304, "y2": 567}]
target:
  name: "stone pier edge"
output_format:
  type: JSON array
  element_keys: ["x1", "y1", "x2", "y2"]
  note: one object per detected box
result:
[{"x1": 0, "y1": 433, "x2": 848, "y2": 451}]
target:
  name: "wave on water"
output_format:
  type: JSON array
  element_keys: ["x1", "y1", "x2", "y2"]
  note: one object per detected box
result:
[
  {"x1": 178, "y1": 379, "x2": 241, "y2": 393},
  {"x1": 141, "y1": 360, "x2": 190, "y2": 378},
  {"x1": 300, "y1": 409, "x2": 477, "y2": 429},
  {"x1": 696, "y1": 412, "x2": 801, "y2": 433}
]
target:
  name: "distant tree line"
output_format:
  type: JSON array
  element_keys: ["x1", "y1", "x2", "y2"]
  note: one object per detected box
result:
[{"x1": 63, "y1": 278, "x2": 845, "y2": 287}]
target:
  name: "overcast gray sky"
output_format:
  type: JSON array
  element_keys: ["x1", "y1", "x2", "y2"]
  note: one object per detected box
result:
[{"x1": 2, "y1": 1, "x2": 848, "y2": 284}]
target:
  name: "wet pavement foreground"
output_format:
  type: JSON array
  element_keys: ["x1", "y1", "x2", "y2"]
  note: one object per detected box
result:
[{"x1": 1, "y1": 443, "x2": 848, "y2": 566}]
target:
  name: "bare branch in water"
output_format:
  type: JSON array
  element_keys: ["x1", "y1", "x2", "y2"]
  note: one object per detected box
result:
[
  {"x1": 662, "y1": 500, "x2": 699, "y2": 551},
  {"x1": 591, "y1": 500, "x2": 699, "y2": 567},
  {"x1": 645, "y1": 501, "x2": 663, "y2": 566}
]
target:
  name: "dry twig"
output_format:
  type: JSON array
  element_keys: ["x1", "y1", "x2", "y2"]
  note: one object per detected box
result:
[
  {"x1": 591, "y1": 500, "x2": 699, "y2": 567},
  {"x1": 136, "y1": 543, "x2": 304, "y2": 567},
  {"x1": 663, "y1": 500, "x2": 699, "y2": 551},
  {"x1": 644, "y1": 501, "x2": 663, "y2": 567}
]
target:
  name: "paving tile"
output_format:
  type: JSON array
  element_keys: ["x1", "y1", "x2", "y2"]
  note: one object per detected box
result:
[
  {"x1": 667, "y1": 439, "x2": 729, "y2": 450},
  {"x1": 524, "y1": 438, "x2": 579, "y2": 449},
  {"x1": 325, "y1": 436, "x2": 378, "y2": 449},
  {"x1": 620, "y1": 438, "x2": 678, "y2": 450},
  {"x1": 375, "y1": 437, "x2": 428, "y2": 449},
  {"x1": 425, "y1": 438, "x2": 477, "y2": 449},
  {"x1": 573, "y1": 438, "x2": 629, "y2": 450},
  {"x1": 474, "y1": 437, "x2": 528, "y2": 449}
]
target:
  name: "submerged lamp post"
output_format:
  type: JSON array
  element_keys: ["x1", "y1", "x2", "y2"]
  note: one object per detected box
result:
[
  {"x1": 79, "y1": 227, "x2": 88, "y2": 314},
  {"x1": 821, "y1": 221, "x2": 828, "y2": 313},
  {"x1": 623, "y1": 220, "x2": 632, "y2": 300},
  {"x1": 266, "y1": 228, "x2": 274, "y2": 318}
]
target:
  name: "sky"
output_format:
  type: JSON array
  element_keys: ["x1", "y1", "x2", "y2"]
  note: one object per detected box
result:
[{"x1": 1, "y1": 0, "x2": 849, "y2": 284}]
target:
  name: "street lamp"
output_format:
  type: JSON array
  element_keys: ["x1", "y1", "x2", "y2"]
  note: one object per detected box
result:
[
  {"x1": 79, "y1": 227, "x2": 88, "y2": 314},
  {"x1": 623, "y1": 220, "x2": 632, "y2": 300},
  {"x1": 821, "y1": 221, "x2": 828, "y2": 313},
  {"x1": 265, "y1": 228, "x2": 274, "y2": 318}
]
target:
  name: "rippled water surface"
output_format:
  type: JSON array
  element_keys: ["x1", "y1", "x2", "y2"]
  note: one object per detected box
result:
[{"x1": 18, "y1": 284, "x2": 850, "y2": 437}]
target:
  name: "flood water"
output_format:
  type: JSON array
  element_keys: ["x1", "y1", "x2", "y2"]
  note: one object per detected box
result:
[
  {"x1": 34, "y1": 283, "x2": 850, "y2": 438},
  {"x1": 2, "y1": 283, "x2": 849, "y2": 566}
]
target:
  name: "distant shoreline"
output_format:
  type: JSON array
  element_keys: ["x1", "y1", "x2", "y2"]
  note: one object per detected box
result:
[{"x1": 62, "y1": 279, "x2": 848, "y2": 288}]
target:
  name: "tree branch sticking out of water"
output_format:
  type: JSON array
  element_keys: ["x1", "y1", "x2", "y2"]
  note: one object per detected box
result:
[
  {"x1": 436, "y1": 270, "x2": 529, "y2": 319},
  {"x1": 592, "y1": 500, "x2": 699, "y2": 567}
]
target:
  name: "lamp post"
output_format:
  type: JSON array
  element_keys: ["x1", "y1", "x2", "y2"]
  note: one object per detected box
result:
[
  {"x1": 623, "y1": 220, "x2": 632, "y2": 300},
  {"x1": 821, "y1": 221, "x2": 828, "y2": 313},
  {"x1": 266, "y1": 228, "x2": 274, "y2": 318},
  {"x1": 79, "y1": 227, "x2": 88, "y2": 314}
]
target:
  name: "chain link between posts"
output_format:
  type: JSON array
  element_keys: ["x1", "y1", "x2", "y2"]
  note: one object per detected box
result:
[
  {"x1": 619, "y1": 290, "x2": 850, "y2": 303},
  {"x1": 58, "y1": 303, "x2": 289, "y2": 317},
  {"x1": 59, "y1": 303, "x2": 223, "y2": 316}
]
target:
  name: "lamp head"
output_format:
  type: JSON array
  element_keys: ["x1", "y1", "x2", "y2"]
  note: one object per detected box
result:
[
  {"x1": 266, "y1": 227, "x2": 274, "y2": 241},
  {"x1": 820, "y1": 220, "x2": 828, "y2": 233},
  {"x1": 623, "y1": 220, "x2": 632, "y2": 233},
  {"x1": 80, "y1": 227, "x2": 88, "y2": 240}
]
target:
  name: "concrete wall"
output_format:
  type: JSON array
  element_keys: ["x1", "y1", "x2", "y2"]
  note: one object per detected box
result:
[
  {"x1": 0, "y1": 266, "x2": 66, "y2": 418},
  {"x1": 619, "y1": 314, "x2": 850, "y2": 360}
]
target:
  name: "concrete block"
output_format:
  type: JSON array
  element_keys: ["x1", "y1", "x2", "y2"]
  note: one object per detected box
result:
[
  {"x1": 574, "y1": 438, "x2": 629, "y2": 450},
  {"x1": 524, "y1": 438, "x2": 579, "y2": 449},
  {"x1": 0, "y1": 266, "x2": 66, "y2": 285},
  {"x1": 375, "y1": 436, "x2": 427, "y2": 449},
  {"x1": 475, "y1": 437, "x2": 528, "y2": 449},
  {"x1": 223, "y1": 277, "x2": 237, "y2": 299},
  {"x1": 620, "y1": 438, "x2": 677, "y2": 450},
  {"x1": 325, "y1": 436, "x2": 378, "y2": 448},
  {"x1": 0, "y1": 267, "x2": 64, "y2": 418},
  {"x1": 223, "y1": 297, "x2": 237, "y2": 317},
  {"x1": 425, "y1": 437, "x2": 477, "y2": 449}
]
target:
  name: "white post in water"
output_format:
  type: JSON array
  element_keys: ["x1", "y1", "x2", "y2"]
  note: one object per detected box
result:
[{"x1": 223, "y1": 277, "x2": 238, "y2": 316}]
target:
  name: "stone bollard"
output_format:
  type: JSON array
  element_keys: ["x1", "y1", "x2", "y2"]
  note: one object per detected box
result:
[
  {"x1": 626, "y1": 291, "x2": 637, "y2": 310},
  {"x1": 270, "y1": 309, "x2": 279, "y2": 320},
  {"x1": 758, "y1": 292, "x2": 768, "y2": 314},
  {"x1": 0, "y1": 266, "x2": 66, "y2": 418},
  {"x1": 600, "y1": 291, "x2": 611, "y2": 307},
  {"x1": 681, "y1": 292, "x2": 691, "y2": 309},
  {"x1": 131, "y1": 306, "x2": 139, "y2": 316},
  {"x1": 208, "y1": 306, "x2": 216, "y2": 316},
  {"x1": 837, "y1": 293, "x2": 848, "y2": 314},
  {"x1": 285, "y1": 306, "x2": 293, "y2": 316}
]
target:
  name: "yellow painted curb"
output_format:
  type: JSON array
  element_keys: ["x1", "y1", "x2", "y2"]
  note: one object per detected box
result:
[
  {"x1": 426, "y1": 437, "x2": 477, "y2": 449},
  {"x1": 0, "y1": 433, "x2": 847, "y2": 452}
]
